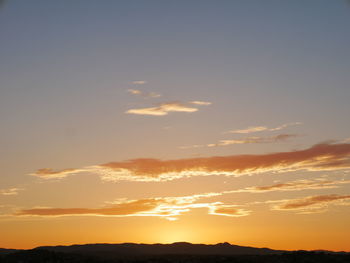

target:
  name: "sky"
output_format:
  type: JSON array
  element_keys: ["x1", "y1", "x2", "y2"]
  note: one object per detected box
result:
[{"x1": 1, "y1": 0, "x2": 350, "y2": 251}]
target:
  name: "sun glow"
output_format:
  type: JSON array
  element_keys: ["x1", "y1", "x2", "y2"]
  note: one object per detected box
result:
[{"x1": 155, "y1": 227, "x2": 197, "y2": 244}]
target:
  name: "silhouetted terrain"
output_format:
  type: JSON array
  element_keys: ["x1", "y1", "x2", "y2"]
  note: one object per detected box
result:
[
  {"x1": 0, "y1": 243, "x2": 349, "y2": 263},
  {"x1": 0, "y1": 249, "x2": 18, "y2": 256}
]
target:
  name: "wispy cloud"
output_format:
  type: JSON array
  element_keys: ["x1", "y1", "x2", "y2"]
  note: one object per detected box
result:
[
  {"x1": 147, "y1": 92, "x2": 162, "y2": 98},
  {"x1": 272, "y1": 194, "x2": 350, "y2": 213},
  {"x1": 127, "y1": 89, "x2": 161, "y2": 98},
  {"x1": 127, "y1": 89, "x2": 142, "y2": 95},
  {"x1": 191, "y1": 178, "x2": 350, "y2": 196},
  {"x1": 0, "y1": 187, "x2": 23, "y2": 196},
  {"x1": 126, "y1": 102, "x2": 199, "y2": 116},
  {"x1": 31, "y1": 142, "x2": 350, "y2": 182},
  {"x1": 269, "y1": 122, "x2": 302, "y2": 131},
  {"x1": 343, "y1": 137, "x2": 350, "y2": 143},
  {"x1": 228, "y1": 122, "x2": 302, "y2": 134},
  {"x1": 30, "y1": 168, "x2": 81, "y2": 179},
  {"x1": 17, "y1": 174, "x2": 350, "y2": 219},
  {"x1": 218, "y1": 134, "x2": 298, "y2": 146},
  {"x1": 180, "y1": 134, "x2": 298, "y2": 149},
  {"x1": 209, "y1": 205, "x2": 251, "y2": 217},
  {"x1": 229, "y1": 126, "x2": 267, "y2": 134},
  {"x1": 16, "y1": 193, "x2": 249, "y2": 220},
  {"x1": 238, "y1": 178, "x2": 350, "y2": 193},
  {"x1": 189, "y1": 101, "x2": 212, "y2": 106},
  {"x1": 130, "y1": 80, "x2": 147, "y2": 85}
]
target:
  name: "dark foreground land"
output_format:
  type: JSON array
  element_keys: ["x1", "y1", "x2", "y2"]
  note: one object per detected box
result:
[{"x1": 1, "y1": 243, "x2": 349, "y2": 263}]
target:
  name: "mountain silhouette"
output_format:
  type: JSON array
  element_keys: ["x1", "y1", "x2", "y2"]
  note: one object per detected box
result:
[
  {"x1": 35, "y1": 242, "x2": 283, "y2": 256},
  {"x1": 1, "y1": 243, "x2": 349, "y2": 263}
]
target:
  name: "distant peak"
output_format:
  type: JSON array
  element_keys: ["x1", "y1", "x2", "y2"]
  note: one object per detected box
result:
[
  {"x1": 217, "y1": 242, "x2": 231, "y2": 246},
  {"x1": 171, "y1": 242, "x2": 192, "y2": 245}
]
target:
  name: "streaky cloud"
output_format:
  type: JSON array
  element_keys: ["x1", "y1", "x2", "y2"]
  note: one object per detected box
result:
[
  {"x1": 0, "y1": 187, "x2": 23, "y2": 196},
  {"x1": 147, "y1": 92, "x2": 161, "y2": 98},
  {"x1": 272, "y1": 194, "x2": 350, "y2": 213},
  {"x1": 127, "y1": 89, "x2": 161, "y2": 98},
  {"x1": 30, "y1": 168, "x2": 82, "y2": 179},
  {"x1": 127, "y1": 89, "x2": 142, "y2": 95},
  {"x1": 209, "y1": 205, "x2": 251, "y2": 217},
  {"x1": 130, "y1": 80, "x2": 147, "y2": 85},
  {"x1": 189, "y1": 101, "x2": 212, "y2": 106},
  {"x1": 16, "y1": 193, "x2": 248, "y2": 219},
  {"x1": 31, "y1": 142, "x2": 350, "y2": 182},
  {"x1": 204, "y1": 177, "x2": 350, "y2": 196},
  {"x1": 96, "y1": 142, "x2": 350, "y2": 181},
  {"x1": 269, "y1": 122, "x2": 302, "y2": 131},
  {"x1": 238, "y1": 178, "x2": 350, "y2": 193},
  {"x1": 229, "y1": 126, "x2": 267, "y2": 134},
  {"x1": 229, "y1": 122, "x2": 302, "y2": 134},
  {"x1": 180, "y1": 134, "x2": 298, "y2": 149},
  {"x1": 126, "y1": 102, "x2": 198, "y2": 116}
]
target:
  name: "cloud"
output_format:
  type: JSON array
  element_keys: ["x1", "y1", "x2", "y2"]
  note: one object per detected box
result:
[
  {"x1": 180, "y1": 134, "x2": 298, "y2": 149},
  {"x1": 31, "y1": 142, "x2": 350, "y2": 182},
  {"x1": 30, "y1": 168, "x2": 82, "y2": 179},
  {"x1": 0, "y1": 188, "x2": 23, "y2": 196},
  {"x1": 219, "y1": 134, "x2": 298, "y2": 145},
  {"x1": 96, "y1": 142, "x2": 350, "y2": 181},
  {"x1": 229, "y1": 126, "x2": 267, "y2": 134},
  {"x1": 147, "y1": 92, "x2": 162, "y2": 98},
  {"x1": 127, "y1": 89, "x2": 142, "y2": 95},
  {"x1": 343, "y1": 137, "x2": 350, "y2": 143},
  {"x1": 209, "y1": 205, "x2": 251, "y2": 217},
  {"x1": 272, "y1": 194, "x2": 350, "y2": 213},
  {"x1": 239, "y1": 178, "x2": 350, "y2": 193},
  {"x1": 126, "y1": 102, "x2": 199, "y2": 116},
  {"x1": 16, "y1": 193, "x2": 248, "y2": 220},
  {"x1": 229, "y1": 122, "x2": 302, "y2": 134},
  {"x1": 189, "y1": 178, "x2": 350, "y2": 197},
  {"x1": 189, "y1": 101, "x2": 212, "y2": 106},
  {"x1": 269, "y1": 122, "x2": 302, "y2": 131},
  {"x1": 127, "y1": 89, "x2": 161, "y2": 98},
  {"x1": 131, "y1": 81, "x2": 147, "y2": 85},
  {"x1": 17, "y1": 199, "x2": 163, "y2": 217}
]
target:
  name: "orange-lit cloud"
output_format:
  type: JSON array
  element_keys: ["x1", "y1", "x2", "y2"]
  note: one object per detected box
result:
[
  {"x1": 272, "y1": 194, "x2": 350, "y2": 213},
  {"x1": 206, "y1": 178, "x2": 350, "y2": 196},
  {"x1": 13, "y1": 175, "x2": 350, "y2": 219},
  {"x1": 31, "y1": 168, "x2": 81, "y2": 179},
  {"x1": 126, "y1": 102, "x2": 199, "y2": 116},
  {"x1": 239, "y1": 178, "x2": 350, "y2": 193},
  {"x1": 0, "y1": 187, "x2": 23, "y2": 196},
  {"x1": 209, "y1": 205, "x2": 251, "y2": 217},
  {"x1": 16, "y1": 193, "x2": 248, "y2": 220},
  {"x1": 147, "y1": 92, "x2": 162, "y2": 98},
  {"x1": 98, "y1": 142, "x2": 350, "y2": 182},
  {"x1": 180, "y1": 134, "x2": 298, "y2": 149},
  {"x1": 31, "y1": 142, "x2": 350, "y2": 182},
  {"x1": 189, "y1": 101, "x2": 212, "y2": 106},
  {"x1": 127, "y1": 89, "x2": 142, "y2": 95},
  {"x1": 229, "y1": 122, "x2": 302, "y2": 134},
  {"x1": 17, "y1": 199, "x2": 162, "y2": 217},
  {"x1": 130, "y1": 80, "x2": 147, "y2": 85},
  {"x1": 127, "y1": 89, "x2": 161, "y2": 98}
]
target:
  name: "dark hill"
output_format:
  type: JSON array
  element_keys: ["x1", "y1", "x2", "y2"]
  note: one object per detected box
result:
[
  {"x1": 0, "y1": 248, "x2": 19, "y2": 255},
  {"x1": 35, "y1": 242, "x2": 282, "y2": 257},
  {"x1": 1, "y1": 246, "x2": 350, "y2": 263}
]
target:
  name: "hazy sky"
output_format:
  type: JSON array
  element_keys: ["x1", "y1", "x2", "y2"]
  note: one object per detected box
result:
[{"x1": 1, "y1": 0, "x2": 350, "y2": 250}]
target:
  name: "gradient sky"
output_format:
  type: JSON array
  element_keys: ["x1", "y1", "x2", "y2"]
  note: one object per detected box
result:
[{"x1": 1, "y1": 0, "x2": 350, "y2": 250}]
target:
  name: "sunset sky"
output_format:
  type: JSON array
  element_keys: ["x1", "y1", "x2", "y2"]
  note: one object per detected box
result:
[{"x1": 1, "y1": 0, "x2": 350, "y2": 251}]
